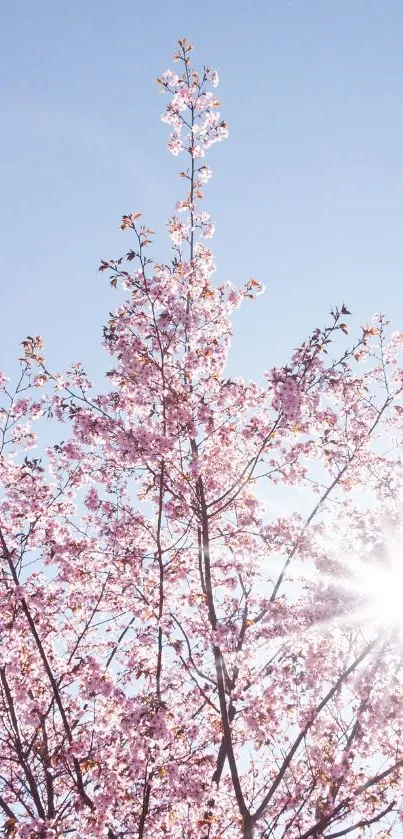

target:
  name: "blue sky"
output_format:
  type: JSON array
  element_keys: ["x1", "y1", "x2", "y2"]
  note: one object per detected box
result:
[{"x1": 2, "y1": 0, "x2": 403, "y2": 386}]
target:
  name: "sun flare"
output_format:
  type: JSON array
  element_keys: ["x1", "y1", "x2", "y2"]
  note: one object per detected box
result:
[
  {"x1": 296, "y1": 532, "x2": 403, "y2": 636},
  {"x1": 357, "y1": 552, "x2": 403, "y2": 630}
]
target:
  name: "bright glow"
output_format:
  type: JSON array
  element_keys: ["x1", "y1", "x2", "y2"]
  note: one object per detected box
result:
[
  {"x1": 356, "y1": 551, "x2": 403, "y2": 630},
  {"x1": 276, "y1": 531, "x2": 403, "y2": 639},
  {"x1": 300, "y1": 531, "x2": 403, "y2": 636}
]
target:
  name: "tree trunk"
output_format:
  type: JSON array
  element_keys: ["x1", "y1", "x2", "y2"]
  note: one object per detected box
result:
[{"x1": 243, "y1": 816, "x2": 254, "y2": 839}]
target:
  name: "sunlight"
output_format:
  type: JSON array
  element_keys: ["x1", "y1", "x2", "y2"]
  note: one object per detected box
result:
[
  {"x1": 320, "y1": 533, "x2": 403, "y2": 634},
  {"x1": 286, "y1": 531, "x2": 403, "y2": 636},
  {"x1": 357, "y1": 550, "x2": 403, "y2": 630}
]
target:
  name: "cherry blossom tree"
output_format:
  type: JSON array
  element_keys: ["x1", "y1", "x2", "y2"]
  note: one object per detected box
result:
[{"x1": 2, "y1": 38, "x2": 403, "y2": 839}]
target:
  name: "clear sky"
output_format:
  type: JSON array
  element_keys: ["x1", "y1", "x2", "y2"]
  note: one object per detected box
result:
[{"x1": 2, "y1": 0, "x2": 403, "y2": 387}]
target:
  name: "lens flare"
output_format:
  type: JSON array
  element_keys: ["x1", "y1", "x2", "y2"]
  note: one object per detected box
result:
[
  {"x1": 293, "y1": 531, "x2": 403, "y2": 637},
  {"x1": 356, "y1": 551, "x2": 403, "y2": 629}
]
